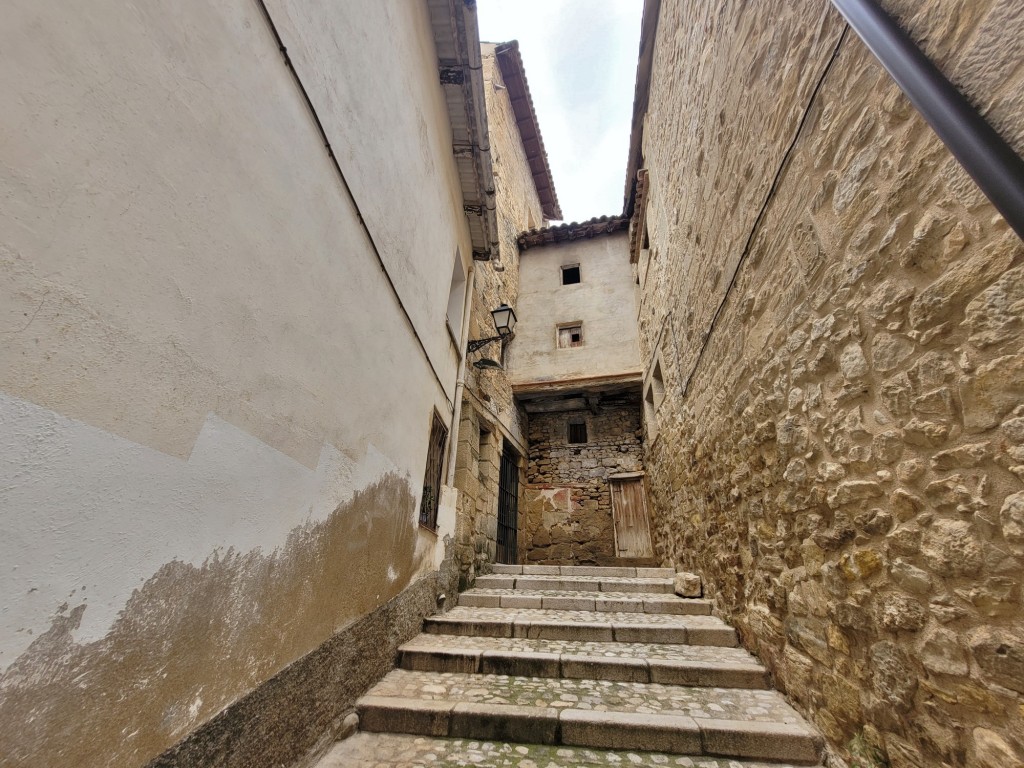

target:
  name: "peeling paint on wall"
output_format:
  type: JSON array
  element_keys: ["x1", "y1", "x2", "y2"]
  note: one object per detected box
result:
[{"x1": 0, "y1": 463, "x2": 424, "y2": 767}]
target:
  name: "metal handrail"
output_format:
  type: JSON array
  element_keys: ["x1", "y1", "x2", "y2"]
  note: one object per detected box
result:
[{"x1": 831, "y1": 0, "x2": 1024, "y2": 241}]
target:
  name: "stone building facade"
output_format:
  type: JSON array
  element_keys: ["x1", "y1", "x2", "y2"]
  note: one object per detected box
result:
[
  {"x1": 523, "y1": 393, "x2": 645, "y2": 564},
  {"x1": 449, "y1": 42, "x2": 559, "y2": 585},
  {"x1": 510, "y1": 225, "x2": 651, "y2": 565},
  {"x1": 626, "y1": 0, "x2": 1024, "y2": 765}
]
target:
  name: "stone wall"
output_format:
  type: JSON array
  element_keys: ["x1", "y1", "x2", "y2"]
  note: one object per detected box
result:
[
  {"x1": 523, "y1": 396, "x2": 644, "y2": 564},
  {"x1": 636, "y1": 0, "x2": 1024, "y2": 766},
  {"x1": 450, "y1": 45, "x2": 543, "y2": 580}
]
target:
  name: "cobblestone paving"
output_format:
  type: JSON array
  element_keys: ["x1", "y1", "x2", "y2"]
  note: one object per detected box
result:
[
  {"x1": 434, "y1": 607, "x2": 728, "y2": 626},
  {"x1": 322, "y1": 734, "x2": 820, "y2": 768},
  {"x1": 365, "y1": 670, "x2": 800, "y2": 722},
  {"x1": 401, "y1": 636, "x2": 758, "y2": 664}
]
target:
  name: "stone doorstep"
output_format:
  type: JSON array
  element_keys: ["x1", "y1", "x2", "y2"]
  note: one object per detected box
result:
[
  {"x1": 356, "y1": 698, "x2": 822, "y2": 764},
  {"x1": 398, "y1": 644, "x2": 768, "y2": 688},
  {"x1": 319, "y1": 733, "x2": 826, "y2": 768},
  {"x1": 488, "y1": 565, "x2": 676, "y2": 578},
  {"x1": 474, "y1": 575, "x2": 675, "y2": 593},
  {"x1": 422, "y1": 615, "x2": 738, "y2": 647},
  {"x1": 457, "y1": 590, "x2": 712, "y2": 616}
]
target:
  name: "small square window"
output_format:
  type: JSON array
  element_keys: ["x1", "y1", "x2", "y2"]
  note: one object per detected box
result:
[
  {"x1": 558, "y1": 324, "x2": 583, "y2": 348},
  {"x1": 567, "y1": 419, "x2": 588, "y2": 444},
  {"x1": 561, "y1": 265, "x2": 581, "y2": 285}
]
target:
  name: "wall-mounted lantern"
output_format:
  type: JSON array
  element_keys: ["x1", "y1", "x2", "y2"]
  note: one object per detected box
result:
[{"x1": 467, "y1": 304, "x2": 517, "y2": 354}]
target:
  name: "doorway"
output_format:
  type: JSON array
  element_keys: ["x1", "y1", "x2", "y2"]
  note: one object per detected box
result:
[
  {"x1": 609, "y1": 473, "x2": 654, "y2": 558},
  {"x1": 496, "y1": 443, "x2": 520, "y2": 564}
]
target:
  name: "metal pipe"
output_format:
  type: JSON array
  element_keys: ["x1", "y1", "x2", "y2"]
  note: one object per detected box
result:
[{"x1": 831, "y1": 0, "x2": 1024, "y2": 241}]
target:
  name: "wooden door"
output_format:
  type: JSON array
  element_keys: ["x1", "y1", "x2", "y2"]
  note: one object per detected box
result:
[{"x1": 610, "y1": 475, "x2": 654, "y2": 558}]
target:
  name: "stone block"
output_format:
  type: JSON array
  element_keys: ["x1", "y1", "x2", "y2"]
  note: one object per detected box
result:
[
  {"x1": 561, "y1": 655, "x2": 649, "y2": 683},
  {"x1": 636, "y1": 567, "x2": 675, "y2": 578},
  {"x1": 490, "y1": 564, "x2": 522, "y2": 574},
  {"x1": 457, "y1": 593, "x2": 500, "y2": 608},
  {"x1": 473, "y1": 575, "x2": 515, "y2": 589},
  {"x1": 687, "y1": 625, "x2": 739, "y2": 647},
  {"x1": 612, "y1": 623, "x2": 688, "y2": 644},
  {"x1": 450, "y1": 703, "x2": 559, "y2": 743},
  {"x1": 480, "y1": 651, "x2": 560, "y2": 678},
  {"x1": 644, "y1": 597, "x2": 712, "y2": 615},
  {"x1": 674, "y1": 571, "x2": 703, "y2": 597},
  {"x1": 541, "y1": 595, "x2": 596, "y2": 611},
  {"x1": 520, "y1": 620, "x2": 614, "y2": 642},
  {"x1": 399, "y1": 648, "x2": 480, "y2": 674},
  {"x1": 423, "y1": 617, "x2": 512, "y2": 637},
  {"x1": 595, "y1": 597, "x2": 643, "y2": 612},
  {"x1": 561, "y1": 566, "x2": 636, "y2": 577},
  {"x1": 521, "y1": 565, "x2": 560, "y2": 575},
  {"x1": 560, "y1": 709, "x2": 702, "y2": 754},
  {"x1": 698, "y1": 718, "x2": 822, "y2": 763},
  {"x1": 357, "y1": 696, "x2": 452, "y2": 737},
  {"x1": 649, "y1": 659, "x2": 769, "y2": 689},
  {"x1": 499, "y1": 594, "x2": 543, "y2": 609}
]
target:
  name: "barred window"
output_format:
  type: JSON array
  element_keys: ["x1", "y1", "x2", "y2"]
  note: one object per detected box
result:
[{"x1": 418, "y1": 411, "x2": 448, "y2": 529}]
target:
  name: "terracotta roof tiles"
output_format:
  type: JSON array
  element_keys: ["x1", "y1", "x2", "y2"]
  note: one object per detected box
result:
[{"x1": 517, "y1": 215, "x2": 629, "y2": 251}]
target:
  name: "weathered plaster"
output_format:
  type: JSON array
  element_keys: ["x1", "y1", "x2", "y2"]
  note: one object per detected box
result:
[
  {"x1": 0, "y1": 462, "x2": 426, "y2": 767},
  {"x1": 508, "y1": 233, "x2": 641, "y2": 387},
  {"x1": 0, "y1": 0, "x2": 473, "y2": 763}
]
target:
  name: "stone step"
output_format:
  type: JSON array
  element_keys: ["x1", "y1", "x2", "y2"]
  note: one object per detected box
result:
[
  {"x1": 398, "y1": 634, "x2": 769, "y2": 688},
  {"x1": 319, "y1": 732, "x2": 825, "y2": 767},
  {"x1": 423, "y1": 606, "x2": 738, "y2": 646},
  {"x1": 458, "y1": 588, "x2": 712, "y2": 614},
  {"x1": 474, "y1": 574, "x2": 675, "y2": 593},
  {"x1": 356, "y1": 670, "x2": 822, "y2": 764},
  {"x1": 491, "y1": 564, "x2": 675, "y2": 578}
]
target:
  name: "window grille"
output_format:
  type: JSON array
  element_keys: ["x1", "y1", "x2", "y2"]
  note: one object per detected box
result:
[{"x1": 419, "y1": 412, "x2": 448, "y2": 530}]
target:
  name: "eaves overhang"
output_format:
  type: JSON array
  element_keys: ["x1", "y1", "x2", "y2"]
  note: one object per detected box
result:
[
  {"x1": 622, "y1": 0, "x2": 661, "y2": 218},
  {"x1": 517, "y1": 215, "x2": 629, "y2": 251},
  {"x1": 427, "y1": 0, "x2": 498, "y2": 260},
  {"x1": 493, "y1": 40, "x2": 562, "y2": 221}
]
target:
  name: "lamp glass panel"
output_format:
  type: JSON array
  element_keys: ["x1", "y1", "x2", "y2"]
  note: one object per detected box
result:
[{"x1": 491, "y1": 305, "x2": 517, "y2": 336}]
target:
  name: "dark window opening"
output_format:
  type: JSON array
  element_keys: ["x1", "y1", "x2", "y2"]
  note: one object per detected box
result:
[
  {"x1": 558, "y1": 324, "x2": 584, "y2": 348},
  {"x1": 567, "y1": 419, "x2": 588, "y2": 444},
  {"x1": 561, "y1": 265, "x2": 581, "y2": 285},
  {"x1": 419, "y1": 412, "x2": 448, "y2": 530}
]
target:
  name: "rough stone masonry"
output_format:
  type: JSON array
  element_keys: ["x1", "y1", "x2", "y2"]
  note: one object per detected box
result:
[
  {"x1": 633, "y1": 0, "x2": 1024, "y2": 766},
  {"x1": 523, "y1": 396, "x2": 644, "y2": 564}
]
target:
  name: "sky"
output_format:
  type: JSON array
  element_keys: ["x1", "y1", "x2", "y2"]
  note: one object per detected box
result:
[{"x1": 477, "y1": 0, "x2": 643, "y2": 224}]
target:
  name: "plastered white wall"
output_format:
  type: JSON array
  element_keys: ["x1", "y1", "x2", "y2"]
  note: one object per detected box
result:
[
  {"x1": 508, "y1": 233, "x2": 641, "y2": 385},
  {"x1": 0, "y1": 0, "x2": 466, "y2": 726}
]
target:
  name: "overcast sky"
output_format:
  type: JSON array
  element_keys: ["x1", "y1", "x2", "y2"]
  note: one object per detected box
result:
[{"x1": 477, "y1": 1, "x2": 643, "y2": 224}]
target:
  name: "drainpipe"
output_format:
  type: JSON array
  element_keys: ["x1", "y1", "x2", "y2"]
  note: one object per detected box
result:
[{"x1": 446, "y1": 264, "x2": 477, "y2": 486}]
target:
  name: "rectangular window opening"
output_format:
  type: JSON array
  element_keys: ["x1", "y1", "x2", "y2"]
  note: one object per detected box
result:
[
  {"x1": 558, "y1": 324, "x2": 584, "y2": 348},
  {"x1": 567, "y1": 418, "x2": 588, "y2": 444},
  {"x1": 419, "y1": 412, "x2": 449, "y2": 530},
  {"x1": 561, "y1": 265, "x2": 581, "y2": 285}
]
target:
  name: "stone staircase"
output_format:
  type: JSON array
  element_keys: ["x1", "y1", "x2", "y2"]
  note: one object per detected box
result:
[{"x1": 316, "y1": 565, "x2": 824, "y2": 767}]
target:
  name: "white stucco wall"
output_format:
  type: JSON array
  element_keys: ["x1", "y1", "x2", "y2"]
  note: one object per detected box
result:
[
  {"x1": 0, "y1": 0, "x2": 472, "y2": 762},
  {"x1": 508, "y1": 233, "x2": 641, "y2": 386}
]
